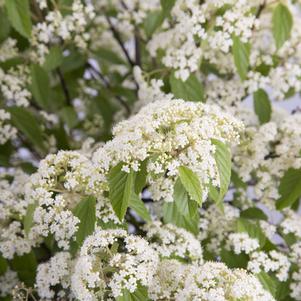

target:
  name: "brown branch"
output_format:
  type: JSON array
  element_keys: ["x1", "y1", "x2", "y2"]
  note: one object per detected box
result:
[
  {"x1": 252, "y1": 1, "x2": 266, "y2": 30},
  {"x1": 56, "y1": 68, "x2": 72, "y2": 106},
  {"x1": 134, "y1": 28, "x2": 141, "y2": 66},
  {"x1": 86, "y1": 63, "x2": 131, "y2": 116},
  {"x1": 105, "y1": 16, "x2": 135, "y2": 67}
]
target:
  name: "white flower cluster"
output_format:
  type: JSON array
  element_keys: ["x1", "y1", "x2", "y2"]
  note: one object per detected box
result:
[
  {"x1": 151, "y1": 260, "x2": 275, "y2": 301},
  {"x1": 36, "y1": 252, "x2": 73, "y2": 300},
  {"x1": 290, "y1": 242, "x2": 301, "y2": 300},
  {"x1": 0, "y1": 109, "x2": 16, "y2": 144},
  {"x1": 148, "y1": 0, "x2": 259, "y2": 80},
  {"x1": 248, "y1": 250, "x2": 291, "y2": 281},
  {"x1": 0, "y1": 269, "x2": 19, "y2": 298},
  {"x1": 31, "y1": 0, "x2": 95, "y2": 64},
  {"x1": 71, "y1": 229, "x2": 159, "y2": 300},
  {"x1": 234, "y1": 110, "x2": 301, "y2": 208},
  {"x1": 280, "y1": 210, "x2": 301, "y2": 239},
  {"x1": 0, "y1": 38, "x2": 18, "y2": 62},
  {"x1": 144, "y1": 221, "x2": 203, "y2": 263},
  {"x1": 0, "y1": 170, "x2": 40, "y2": 259},
  {"x1": 26, "y1": 151, "x2": 116, "y2": 250},
  {"x1": 104, "y1": 0, "x2": 160, "y2": 36},
  {"x1": 0, "y1": 66, "x2": 31, "y2": 107},
  {"x1": 199, "y1": 203, "x2": 240, "y2": 254},
  {"x1": 133, "y1": 66, "x2": 173, "y2": 111},
  {"x1": 93, "y1": 99, "x2": 243, "y2": 202},
  {"x1": 227, "y1": 232, "x2": 260, "y2": 255}
]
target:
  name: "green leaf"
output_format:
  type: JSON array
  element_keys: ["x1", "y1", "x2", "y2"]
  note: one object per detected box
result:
[
  {"x1": 7, "y1": 107, "x2": 45, "y2": 152},
  {"x1": 0, "y1": 8, "x2": 10, "y2": 42},
  {"x1": 212, "y1": 139, "x2": 231, "y2": 201},
  {"x1": 254, "y1": 89, "x2": 272, "y2": 124},
  {"x1": 178, "y1": 166, "x2": 202, "y2": 205},
  {"x1": 10, "y1": 252, "x2": 37, "y2": 286},
  {"x1": 236, "y1": 218, "x2": 266, "y2": 248},
  {"x1": 277, "y1": 168, "x2": 301, "y2": 209},
  {"x1": 276, "y1": 280, "x2": 291, "y2": 301},
  {"x1": 272, "y1": 3, "x2": 293, "y2": 49},
  {"x1": 169, "y1": 73, "x2": 204, "y2": 102},
  {"x1": 117, "y1": 286, "x2": 150, "y2": 301},
  {"x1": 232, "y1": 36, "x2": 250, "y2": 80},
  {"x1": 161, "y1": 0, "x2": 176, "y2": 17},
  {"x1": 43, "y1": 46, "x2": 63, "y2": 71},
  {"x1": 257, "y1": 272, "x2": 278, "y2": 298},
  {"x1": 163, "y1": 202, "x2": 199, "y2": 235},
  {"x1": 231, "y1": 169, "x2": 247, "y2": 189},
  {"x1": 0, "y1": 255, "x2": 8, "y2": 276},
  {"x1": 95, "y1": 47, "x2": 125, "y2": 65},
  {"x1": 0, "y1": 142, "x2": 12, "y2": 167},
  {"x1": 129, "y1": 193, "x2": 151, "y2": 222},
  {"x1": 30, "y1": 64, "x2": 50, "y2": 109},
  {"x1": 73, "y1": 196, "x2": 96, "y2": 246},
  {"x1": 240, "y1": 207, "x2": 267, "y2": 221},
  {"x1": 134, "y1": 159, "x2": 148, "y2": 194},
  {"x1": 59, "y1": 106, "x2": 78, "y2": 129},
  {"x1": 208, "y1": 183, "x2": 224, "y2": 212},
  {"x1": 23, "y1": 203, "x2": 38, "y2": 236},
  {"x1": 173, "y1": 178, "x2": 198, "y2": 217},
  {"x1": 220, "y1": 248, "x2": 248, "y2": 269},
  {"x1": 5, "y1": 0, "x2": 32, "y2": 38},
  {"x1": 144, "y1": 10, "x2": 164, "y2": 37},
  {"x1": 163, "y1": 181, "x2": 199, "y2": 235},
  {"x1": 143, "y1": 0, "x2": 175, "y2": 37},
  {"x1": 108, "y1": 164, "x2": 135, "y2": 221}
]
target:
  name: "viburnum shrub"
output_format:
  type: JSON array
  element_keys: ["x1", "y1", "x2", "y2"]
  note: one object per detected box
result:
[{"x1": 1, "y1": 0, "x2": 301, "y2": 300}]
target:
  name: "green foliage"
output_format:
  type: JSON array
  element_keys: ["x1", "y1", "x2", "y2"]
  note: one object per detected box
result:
[
  {"x1": 116, "y1": 286, "x2": 150, "y2": 301},
  {"x1": 0, "y1": 255, "x2": 8, "y2": 276},
  {"x1": 43, "y1": 46, "x2": 64, "y2": 71},
  {"x1": 73, "y1": 196, "x2": 97, "y2": 246},
  {"x1": 134, "y1": 160, "x2": 148, "y2": 194},
  {"x1": 220, "y1": 248, "x2": 248, "y2": 269},
  {"x1": 256, "y1": 272, "x2": 278, "y2": 298},
  {"x1": 4, "y1": 0, "x2": 32, "y2": 38},
  {"x1": 109, "y1": 164, "x2": 135, "y2": 221},
  {"x1": 253, "y1": 89, "x2": 272, "y2": 124},
  {"x1": 212, "y1": 139, "x2": 232, "y2": 203},
  {"x1": 23, "y1": 203, "x2": 38, "y2": 236},
  {"x1": 30, "y1": 64, "x2": 51, "y2": 110},
  {"x1": 163, "y1": 179, "x2": 199, "y2": 235},
  {"x1": 240, "y1": 207, "x2": 268, "y2": 221},
  {"x1": 272, "y1": 3, "x2": 293, "y2": 49},
  {"x1": 129, "y1": 193, "x2": 151, "y2": 222},
  {"x1": 232, "y1": 36, "x2": 250, "y2": 80},
  {"x1": 59, "y1": 106, "x2": 78, "y2": 129},
  {"x1": 277, "y1": 168, "x2": 301, "y2": 209},
  {"x1": 10, "y1": 252, "x2": 37, "y2": 286},
  {"x1": 144, "y1": 0, "x2": 175, "y2": 37},
  {"x1": 236, "y1": 218, "x2": 266, "y2": 248},
  {"x1": 7, "y1": 107, "x2": 46, "y2": 153},
  {"x1": 169, "y1": 73, "x2": 204, "y2": 102},
  {"x1": 178, "y1": 166, "x2": 203, "y2": 205}
]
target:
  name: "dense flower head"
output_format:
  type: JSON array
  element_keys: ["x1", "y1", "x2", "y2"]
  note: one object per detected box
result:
[
  {"x1": 93, "y1": 98, "x2": 243, "y2": 202},
  {"x1": 144, "y1": 221, "x2": 203, "y2": 263},
  {"x1": 71, "y1": 229, "x2": 159, "y2": 300},
  {"x1": 0, "y1": 0, "x2": 301, "y2": 300}
]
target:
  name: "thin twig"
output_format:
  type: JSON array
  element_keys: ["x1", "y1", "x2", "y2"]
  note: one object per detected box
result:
[
  {"x1": 56, "y1": 68, "x2": 72, "y2": 106},
  {"x1": 134, "y1": 28, "x2": 141, "y2": 66},
  {"x1": 252, "y1": 0, "x2": 266, "y2": 30},
  {"x1": 86, "y1": 63, "x2": 131, "y2": 115},
  {"x1": 105, "y1": 15, "x2": 135, "y2": 67}
]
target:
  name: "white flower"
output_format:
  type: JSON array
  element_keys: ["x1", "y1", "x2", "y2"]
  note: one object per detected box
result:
[
  {"x1": 71, "y1": 229, "x2": 159, "y2": 300},
  {"x1": 227, "y1": 232, "x2": 260, "y2": 254}
]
